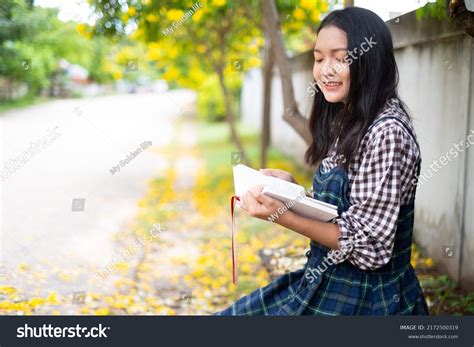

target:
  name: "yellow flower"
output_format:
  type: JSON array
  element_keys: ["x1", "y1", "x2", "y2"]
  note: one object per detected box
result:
[
  {"x1": 127, "y1": 6, "x2": 137, "y2": 16},
  {"x1": 293, "y1": 8, "x2": 305, "y2": 21},
  {"x1": 300, "y1": 0, "x2": 315, "y2": 10},
  {"x1": 47, "y1": 292, "x2": 59, "y2": 304},
  {"x1": 28, "y1": 297, "x2": 46, "y2": 309},
  {"x1": 196, "y1": 44, "x2": 206, "y2": 53},
  {"x1": 248, "y1": 44, "x2": 259, "y2": 55},
  {"x1": 76, "y1": 23, "x2": 87, "y2": 35},
  {"x1": 112, "y1": 70, "x2": 123, "y2": 81},
  {"x1": 247, "y1": 56, "x2": 261, "y2": 68},
  {"x1": 95, "y1": 307, "x2": 110, "y2": 315},
  {"x1": 213, "y1": 0, "x2": 226, "y2": 7},
  {"x1": 131, "y1": 28, "x2": 144, "y2": 40},
  {"x1": 311, "y1": 10, "x2": 321, "y2": 22},
  {"x1": 167, "y1": 9, "x2": 184, "y2": 21},
  {"x1": 146, "y1": 13, "x2": 158, "y2": 22},
  {"x1": 114, "y1": 262, "x2": 129, "y2": 272},
  {"x1": 0, "y1": 286, "x2": 17, "y2": 295},
  {"x1": 320, "y1": 1, "x2": 329, "y2": 12},
  {"x1": 424, "y1": 258, "x2": 434, "y2": 267},
  {"x1": 18, "y1": 263, "x2": 29, "y2": 273},
  {"x1": 79, "y1": 307, "x2": 91, "y2": 314},
  {"x1": 192, "y1": 10, "x2": 204, "y2": 22},
  {"x1": 57, "y1": 272, "x2": 72, "y2": 282},
  {"x1": 163, "y1": 66, "x2": 180, "y2": 81}
]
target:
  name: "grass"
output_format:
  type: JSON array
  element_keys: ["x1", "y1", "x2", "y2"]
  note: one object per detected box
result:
[
  {"x1": 413, "y1": 248, "x2": 474, "y2": 315},
  {"x1": 0, "y1": 94, "x2": 49, "y2": 114},
  {"x1": 195, "y1": 120, "x2": 313, "y2": 182}
]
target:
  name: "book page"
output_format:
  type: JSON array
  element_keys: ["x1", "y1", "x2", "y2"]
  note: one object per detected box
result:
[{"x1": 233, "y1": 164, "x2": 305, "y2": 197}]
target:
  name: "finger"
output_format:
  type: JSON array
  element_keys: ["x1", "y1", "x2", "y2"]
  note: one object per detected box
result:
[
  {"x1": 239, "y1": 199, "x2": 248, "y2": 211},
  {"x1": 241, "y1": 192, "x2": 254, "y2": 210},
  {"x1": 260, "y1": 168, "x2": 285, "y2": 174},
  {"x1": 244, "y1": 191, "x2": 261, "y2": 213},
  {"x1": 240, "y1": 194, "x2": 250, "y2": 211},
  {"x1": 249, "y1": 186, "x2": 272, "y2": 204},
  {"x1": 251, "y1": 188, "x2": 277, "y2": 206},
  {"x1": 250, "y1": 185, "x2": 264, "y2": 192},
  {"x1": 259, "y1": 168, "x2": 271, "y2": 175},
  {"x1": 260, "y1": 169, "x2": 292, "y2": 181},
  {"x1": 259, "y1": 169, "x2": 278, "y2": 177},
  {"x1": 249, "y1": 185, "x2": 264, "y2": 198},
  {"x1": 262, "y1": 169, "x2": 281, "y2": 178}
]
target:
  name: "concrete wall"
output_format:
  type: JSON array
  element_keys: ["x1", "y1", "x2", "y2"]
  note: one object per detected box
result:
[
  {"x1": 387, "y1": 11, "x2": 474, "y2": 289},
  {"x1": 240, "y1": 10, "x2": 474, "y2": 289}
]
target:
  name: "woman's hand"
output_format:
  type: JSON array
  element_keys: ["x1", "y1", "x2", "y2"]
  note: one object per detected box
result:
[
  {"x1": 239, "y1": 185, "x2": 287, "y2": 222},
  {"x1": 259, "y1": 168, "x2": 298, "y2": 185}
]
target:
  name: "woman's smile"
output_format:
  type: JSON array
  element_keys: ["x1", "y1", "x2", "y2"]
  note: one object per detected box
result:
[{"x1": 323, "y1": 81, "x2": 343, "y2": 91}]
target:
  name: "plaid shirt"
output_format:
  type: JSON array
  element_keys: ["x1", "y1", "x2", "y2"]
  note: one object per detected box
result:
[{"x1": 321, "y1": 98, "x2": 421, "y2": 270}]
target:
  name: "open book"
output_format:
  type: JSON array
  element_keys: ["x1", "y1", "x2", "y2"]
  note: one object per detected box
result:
[{"x1": 233, "y1": 164, "x2": 338, "y2": 222}]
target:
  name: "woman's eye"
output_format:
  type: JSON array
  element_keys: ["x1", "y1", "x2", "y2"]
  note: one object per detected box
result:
[{"x1": 315, "y1": 59, "x2": 323, "y2": 63}]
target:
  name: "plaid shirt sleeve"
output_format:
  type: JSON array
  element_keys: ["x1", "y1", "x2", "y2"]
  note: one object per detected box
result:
[{"x1": 327, "y1": 123, "x2": 417, "y2": 270}]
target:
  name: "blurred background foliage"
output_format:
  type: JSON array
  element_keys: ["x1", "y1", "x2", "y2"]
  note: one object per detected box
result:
[{"x1": 88, "y1": 0, "x2": 329, "y2": 122}]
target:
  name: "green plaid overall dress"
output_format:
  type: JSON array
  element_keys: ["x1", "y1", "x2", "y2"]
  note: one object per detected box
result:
[{"x1": 215, "y1": 116, "x2": 429, "y2": 315}]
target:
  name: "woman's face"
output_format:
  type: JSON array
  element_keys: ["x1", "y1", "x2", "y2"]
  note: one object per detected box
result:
[{"x1": 313, "y1": 25, "x2": 351, "y2": 104}]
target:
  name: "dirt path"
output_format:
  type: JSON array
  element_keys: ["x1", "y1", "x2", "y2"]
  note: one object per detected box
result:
[
  {"x1": 129, "y1": 120, "x2": 208, "y2": 314},
  {"x1": 0, "y1": 91, "x2": 199, "y2": 314}
]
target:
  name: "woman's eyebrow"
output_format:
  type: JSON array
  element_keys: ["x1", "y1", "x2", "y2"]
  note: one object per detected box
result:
[{"x1": 314, "y1": 48, "x2": 347, "y2": 53}]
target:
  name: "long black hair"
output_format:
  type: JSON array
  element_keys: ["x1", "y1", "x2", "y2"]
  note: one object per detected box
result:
[{"x1": 304, "y1": 7, "x2": 408, "y2": 171}]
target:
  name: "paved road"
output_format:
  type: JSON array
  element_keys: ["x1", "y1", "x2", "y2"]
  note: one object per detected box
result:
[{"x1": 0, "y1": 90, "x2": 196, "y2": 299}]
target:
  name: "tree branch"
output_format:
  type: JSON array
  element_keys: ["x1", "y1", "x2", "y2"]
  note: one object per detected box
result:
[{"x1": 261, "y1": 0, "x2": 312, "y2": 145}]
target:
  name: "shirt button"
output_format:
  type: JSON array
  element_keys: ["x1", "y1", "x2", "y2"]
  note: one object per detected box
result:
[
  {"x1": 305, "y1": 250, "x2": 312, "y2": 258},
  {"x1": 393, "y1": 294, "x2": 400, "y2": 303}
]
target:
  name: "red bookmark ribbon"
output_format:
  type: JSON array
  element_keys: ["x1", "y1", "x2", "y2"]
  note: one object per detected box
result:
[{"x1": 231, "y1": 195, "x2": 240, "y2": 285}]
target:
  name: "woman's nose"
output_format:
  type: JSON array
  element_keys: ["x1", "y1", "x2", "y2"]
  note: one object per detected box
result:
[{"x1": 322, "y1": 60, "x2": 336, "y2": 77}]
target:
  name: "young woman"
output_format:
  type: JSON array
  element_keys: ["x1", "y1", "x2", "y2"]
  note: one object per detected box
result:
[{"x1": 215, "y1": 7, "x2": 429, "y2": 315}]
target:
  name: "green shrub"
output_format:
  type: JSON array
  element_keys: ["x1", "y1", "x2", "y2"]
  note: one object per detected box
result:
[{"x1": 197, "y1": 74, "x2": 241, "y2": 122}]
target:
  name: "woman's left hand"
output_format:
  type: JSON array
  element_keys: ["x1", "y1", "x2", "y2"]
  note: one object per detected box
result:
[{"x1": 239, "y1": 185, "x2": 286, "y2": 222}]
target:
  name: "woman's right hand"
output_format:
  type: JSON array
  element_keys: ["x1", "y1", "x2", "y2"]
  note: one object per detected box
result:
[{"x1": 259, "y1": 168, "x2": 298, "y2": 185}]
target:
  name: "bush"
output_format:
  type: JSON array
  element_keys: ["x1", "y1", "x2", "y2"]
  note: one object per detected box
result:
[{"x1": 197, "y1": 74, "x2": 241, "y2": 122}]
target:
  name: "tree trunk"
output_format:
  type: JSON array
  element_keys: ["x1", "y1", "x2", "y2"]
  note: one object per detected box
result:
[
  {"x1": 260, "y1": 37, "x2": 273, "y2": 169},
  {"x1": 448, "y1": 0, "x2": 474, "y2": 36},
  {"x1": 216, "y1": 66, "x2": 250, "y2": 166},
  {"x1": 261, "y1": 0, "x2": 312, "y2": 145}
]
